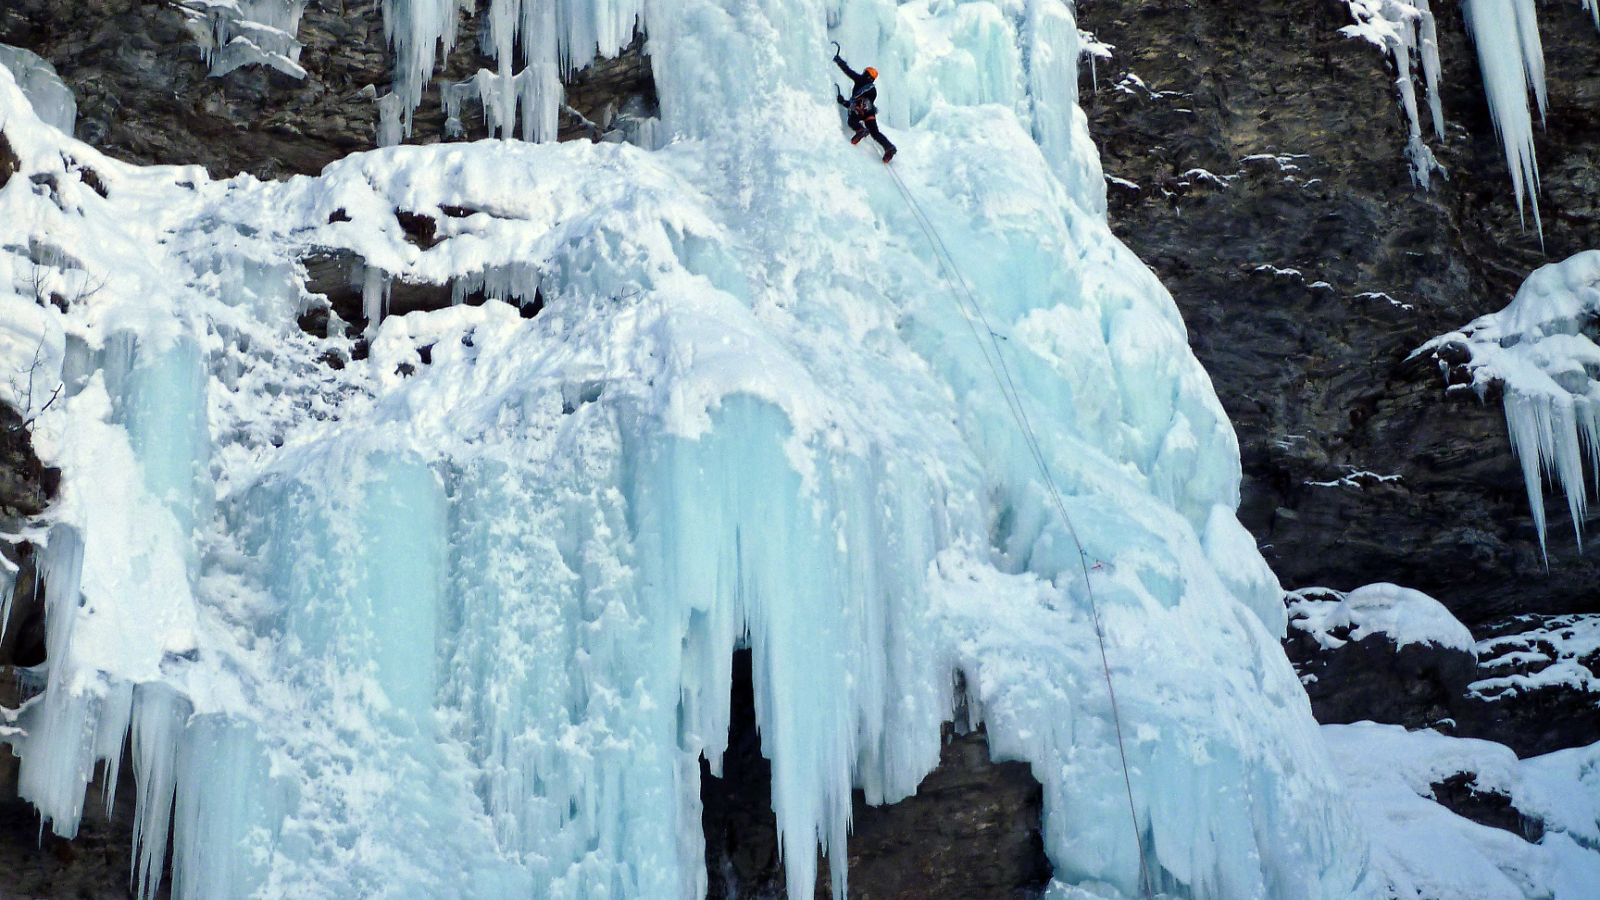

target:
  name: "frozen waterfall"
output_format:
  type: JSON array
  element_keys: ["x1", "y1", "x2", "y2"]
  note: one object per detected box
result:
[{"x1": 0, "y1": 2, "x2": 1370, "y2": 899}]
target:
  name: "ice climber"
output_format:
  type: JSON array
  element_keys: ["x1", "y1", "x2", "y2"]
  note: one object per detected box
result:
[{"x1": 833, "y1": 51, "x2": 896, "y2": 163}]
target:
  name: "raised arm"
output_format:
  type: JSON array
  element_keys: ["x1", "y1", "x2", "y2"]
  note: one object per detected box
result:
[{"x1": 833, "y1": 54, "x2": 860, "y2": 81}]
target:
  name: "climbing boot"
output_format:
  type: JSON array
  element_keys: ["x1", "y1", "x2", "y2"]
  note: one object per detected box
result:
[{"x1": 882, "y1": 146, "x2": 896, "y2": 163}]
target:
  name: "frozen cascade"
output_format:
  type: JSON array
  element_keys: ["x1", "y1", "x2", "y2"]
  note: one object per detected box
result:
[
  {"x1": 1417, "y1": 250, "x2": 1600, "y2": 557},
  {"x1": 0, "y1": 1, "x2": 1369, "y2": 899},
  {"x1": 377, "y1": 0, "x2": 646, "y2": 144}
]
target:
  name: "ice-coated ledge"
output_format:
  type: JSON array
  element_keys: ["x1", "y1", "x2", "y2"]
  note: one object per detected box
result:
[
  {"x1": 179, "y1": 0, "x2": 308, "y2": 80},
  {"x1": 1416, "y1": 250, "x2": 1600, "y2": 555}
]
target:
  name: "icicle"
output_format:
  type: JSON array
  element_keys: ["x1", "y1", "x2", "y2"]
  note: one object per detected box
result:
[
  {"x1": 1418, "y1": 250, "x2": 1600, "y2": 556},
  {"x1": 1461, "y1": 0, "x2": 1545, "y2": 238},
  {"x1": 1340, "y1": 0, "x2": 1446, "y2": 187},
  {"x1": 93, "y1": 680, "x2": 134, "y2": 817},
  {"x1": 362, "y1": 264, "x2": 390, "y2": 328},
  {"x1": 131, "y1": 683, "x2": 189, "y2": 900},
  {"x1": 13, "y1": 525, "x2": 97, "y2": 837},
  {"x1": 375, "y1": 0, "x2": 645, "y2": 143},
  {"x1": 381, "y1": 0, "x2": 463, "y2": 141}
]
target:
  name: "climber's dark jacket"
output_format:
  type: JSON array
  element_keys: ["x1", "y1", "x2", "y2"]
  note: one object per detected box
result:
[{"x1": 834, "y1": 57, "x2": 878, "y2": 117}]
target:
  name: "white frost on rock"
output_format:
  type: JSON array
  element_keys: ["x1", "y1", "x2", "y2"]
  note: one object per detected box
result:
[
  {"x1": 0, "y1": 2, "x2": 1369, "y2": 898},
  {"x1": 1416, "y1": 250, "x2": 1600, "y2": 555},
  {"x1": 1326, "y1": 722, "x2": 1600, "y2": 900},
  {"x1": 1472, "y1": 614, "x2": 1600, "y2": 700},
  {"x1": 0, "y1": 44, "x2": 76, "y2": 134},
  {"x1": 179, "y1": 0, "x2": 309, "y2": 79},
  {"x1": 1287, "y1": 583, "x2": 1475, "y2": 654}
]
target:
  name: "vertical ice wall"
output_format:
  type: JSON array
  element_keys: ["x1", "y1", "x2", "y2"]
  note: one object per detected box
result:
[{"x1": 0, "y1": 4, "x2": 1366, "y2": 900}]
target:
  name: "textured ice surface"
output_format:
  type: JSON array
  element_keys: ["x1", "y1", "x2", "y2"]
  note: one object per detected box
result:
[
  {"x1": 1287, "y1": 583, "x2": 1475, "y2": 653},
  {"x1": 1417, "y1": 250, "x2": 1600, "y2": 555},
  {"x1": 0, "y1": 2, "x2": 1369, "y2": 899},
  {"x1": 1327, "y1": 722, "x2": 1600, "y2": 900},
  {"x1": 0, "y1": 43, "x2": 76, "y2": 134}
]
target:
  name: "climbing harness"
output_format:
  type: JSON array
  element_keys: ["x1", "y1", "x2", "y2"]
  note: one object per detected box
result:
[{"x1": 883, "y1": 162, "x2": 1157, "y2": 900}]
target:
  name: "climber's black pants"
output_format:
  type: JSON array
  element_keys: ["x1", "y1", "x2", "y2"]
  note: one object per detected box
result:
[{"x1": 848, "y1": 111, "x2": 895, "y2": 156}]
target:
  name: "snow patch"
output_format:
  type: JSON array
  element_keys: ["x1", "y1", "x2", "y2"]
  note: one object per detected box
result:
[
  {"x1": 1326, "y1": 722, "x2": 1600, "y2": 900},
  {"x1": 1472, "y1": 614, "x2": 1600, "y2": 700},
  {"x1": 1288, "y1": 583, "x2": 1474, "y2": 654}
]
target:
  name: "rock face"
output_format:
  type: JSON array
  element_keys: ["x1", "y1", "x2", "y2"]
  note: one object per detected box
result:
[
  {"x1": 0, "y1": 405, "x2": 56, "y2": 521},
  {"x1": 0, "y1": 748, "x2": 149, "y2": 900},
  {"x1": 1456, "y1": 614, "x2": 1600, "y2": 757},
  {"x1": 1284, "y1": 589, "x2": 1600, "y2": 757},
  {"x1": 1285, "y1": 595, "x2": 1478, "y2": 733},
  {"x1": 1076, "y1": 0, "x2": 1600, "y2": 628}
]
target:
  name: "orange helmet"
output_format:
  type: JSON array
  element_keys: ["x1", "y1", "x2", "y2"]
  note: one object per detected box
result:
[{"x1": 864, "y1": 67, "x2": 878, "y2": 80}]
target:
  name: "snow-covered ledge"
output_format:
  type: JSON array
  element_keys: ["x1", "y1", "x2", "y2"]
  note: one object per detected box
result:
[{"x1": 1415, "y1": 250, "x2": 1600, "y2": 556}]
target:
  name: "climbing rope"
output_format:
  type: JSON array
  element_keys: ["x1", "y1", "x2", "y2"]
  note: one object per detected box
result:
[{"x1": 884, "y1": 161, "x2": 1157, "y2": 900}]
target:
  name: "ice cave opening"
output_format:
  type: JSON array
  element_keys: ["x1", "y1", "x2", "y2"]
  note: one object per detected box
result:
[{"x1": 699, "y1": 649, "x2": 1051, "y2": 900}]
